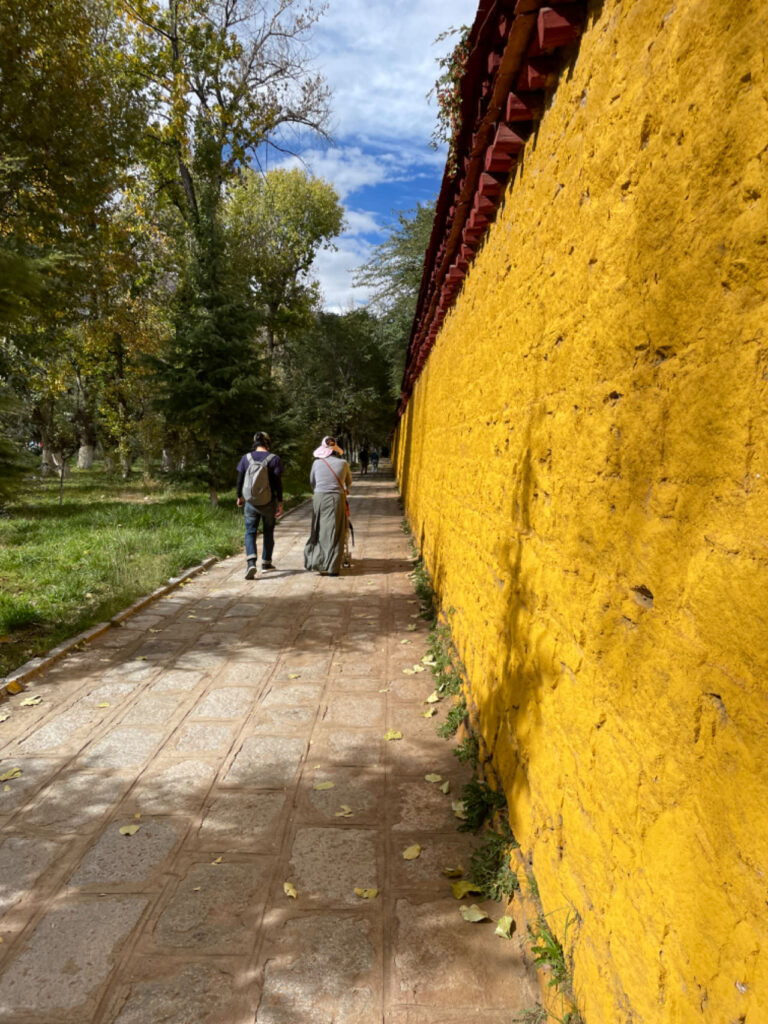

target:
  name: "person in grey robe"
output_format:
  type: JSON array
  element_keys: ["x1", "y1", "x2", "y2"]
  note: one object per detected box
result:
[{"x1": 303, "y1": 436, "x2": 352, "y2": 576}]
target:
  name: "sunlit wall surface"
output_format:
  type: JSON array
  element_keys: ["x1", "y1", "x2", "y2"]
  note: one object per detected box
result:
[{"x1": 395, "y1": 1, "x2": 768, "y2": 1020}]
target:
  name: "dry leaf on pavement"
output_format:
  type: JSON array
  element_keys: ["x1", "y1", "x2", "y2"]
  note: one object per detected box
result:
[
  {"x1": 495, "y1": 915, "x2": 515, "y2": 938},
  {"x1": 384, "y1": 729, "x2": 403, "y2": 741},
  {"x1": 460, "y1": 904, "x2": 490, "y2": 922},
  {"x1": 119, "y1": 825, "x2": 141, "y2": 837},
  {"x1": 402, "y1": 844, "x2": 422, "y2": 860},
  {"x1": 451, "y1": 881, "x2": 484, "y2": 900},
  {"x1": 354, "y1": 887, "x2": 378, "y2": 899},
  {"x1": 283, "y1": 882, "x2": 298, "y2": 899},
  {"x1": 442, "y1": 865, "x2": 464, "y2": 878}
]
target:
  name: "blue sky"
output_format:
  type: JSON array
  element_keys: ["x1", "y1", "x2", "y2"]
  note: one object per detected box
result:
[{"x1": 274, "y1": 0, "x2": 479, "y2": 311}]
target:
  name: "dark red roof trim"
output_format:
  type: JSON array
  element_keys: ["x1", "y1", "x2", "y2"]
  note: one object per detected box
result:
[{"x1": 398, "y1": 1, "x2": 585, "y2": 416}]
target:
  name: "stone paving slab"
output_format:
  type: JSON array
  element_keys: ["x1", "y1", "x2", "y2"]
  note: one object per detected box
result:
[{"x1": 0, "y1": 472, "x2": 540, "y2": 1022}]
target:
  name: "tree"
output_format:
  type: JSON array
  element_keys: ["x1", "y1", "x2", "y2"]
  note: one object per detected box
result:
[
  {"x1": 125, "y1": 0, "x2": 332, "y2": 494},
  {"x1": 0, "y1": 0, "x2": 146, "y2": 490},
  {"x1": 285, "y1": 310, "x2": 394, "y2": 453},
  {"x1": 0, "y1": 0, "x2": 144, "y2": 262},
  {"x1": 225, "y1": 167, "x2": 344, "y2": 373},
  {"x1": 353, "y1": 202, "x2": 435, "y2": 393}
]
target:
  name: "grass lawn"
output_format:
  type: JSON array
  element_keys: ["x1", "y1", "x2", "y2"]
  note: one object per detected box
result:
[{"x1": 0, "y1": 463, "x2": 311, "y2": 678}]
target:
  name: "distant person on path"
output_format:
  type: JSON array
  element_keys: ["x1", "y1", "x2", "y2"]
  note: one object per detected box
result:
[
  {"x1": 236, "y1": 431, "x2": 283, "y2": 579},
  {"x1": 304, "y1": 435, "x2": 352, "y2": 577},
  {"x1": 370, "y1": 449, "x2": 379, "y2": 473},
  {"x1": 359, "y1": 445, "x2": 369, "y2": 475}
]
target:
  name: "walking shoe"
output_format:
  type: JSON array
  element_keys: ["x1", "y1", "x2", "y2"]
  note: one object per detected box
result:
[
  {"x1": 244, "y1": 564, "x2": 257, "y2": 580},
  {"x1": 261, "y1": 562, "x2": 276, "y2": 571}
]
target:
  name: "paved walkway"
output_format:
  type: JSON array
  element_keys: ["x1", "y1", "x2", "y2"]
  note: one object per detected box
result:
[{"x1": 0, "y1": 472, "x2": 537, "y2": 1023}]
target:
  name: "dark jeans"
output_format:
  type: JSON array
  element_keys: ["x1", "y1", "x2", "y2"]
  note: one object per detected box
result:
[{"x1": 244, "y1": 500, "x2": 276, "y2": 563}]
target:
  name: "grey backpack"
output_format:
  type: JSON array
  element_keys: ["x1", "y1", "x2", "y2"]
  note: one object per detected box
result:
[{"x1": 243, "y1": 452, "x2": 275, "y2": 506}]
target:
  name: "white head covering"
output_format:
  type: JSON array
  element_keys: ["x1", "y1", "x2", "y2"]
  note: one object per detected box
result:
[{"x1": 313, "y1": 435, "x2": 344, "y2": 458}]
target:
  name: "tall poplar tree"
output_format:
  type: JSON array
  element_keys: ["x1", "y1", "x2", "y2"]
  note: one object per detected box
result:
[{"x1": 125, "y1": 0, "x2": 332, "y2": 498}]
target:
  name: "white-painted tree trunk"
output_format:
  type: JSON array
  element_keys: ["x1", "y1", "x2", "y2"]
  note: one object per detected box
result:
[{"x1": 77, "y1": 444, "x2": 95, "y2": 469}]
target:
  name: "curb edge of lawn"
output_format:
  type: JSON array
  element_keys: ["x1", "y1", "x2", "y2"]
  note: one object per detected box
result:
[{"x1": 0, "y1": 497, "x2": 310, "y2": 702}]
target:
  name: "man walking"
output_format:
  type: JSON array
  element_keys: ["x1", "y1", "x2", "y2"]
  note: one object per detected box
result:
[{"x1": 236, "y1": 431, "x2": 284, "y2": 579}]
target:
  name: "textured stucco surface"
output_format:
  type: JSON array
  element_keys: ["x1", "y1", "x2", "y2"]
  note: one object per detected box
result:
[{"x1": 395, "y1": 1, "x2": 768, "y2": 1020}]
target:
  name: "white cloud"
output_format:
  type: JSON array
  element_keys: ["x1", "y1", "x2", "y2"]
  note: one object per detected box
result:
[
  {"x1": 344, "y1": 208, "x2": 385, "y2": 236},
  {"x1": 312, "y1": 236, "x2": 374, "y2": 312},
  {"x1": 316, "y1": 0, "x2": 479, "y2": 144},
  {"x1": 275, "y1": 146, "x2": 397, "y2": 200},
  {"x1": 272, "y1": 0, "x2": 479, "y2": 310}
]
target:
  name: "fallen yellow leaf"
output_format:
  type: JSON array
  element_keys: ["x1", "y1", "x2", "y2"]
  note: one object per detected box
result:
[
  {"x1": 193, "y1": 887, "x2": 201, "y2": 892},
  {"x1": 97, "y1": 702, "x2": 110, "y2": 708},
  {"x1": 288, "y1": 673, "x2": 301, "y2": 679},
  {"x1": 402, "y1": 844, "x2": 421, "y2": 860},
  {"x1": 0, "y1": 712, "x2": 9, "y2": 723},
  {"x1": 119, "y1": 824, "x2": 141, "y2": 837},
  {"x1": 405, "y1": 625, "x2": 417, "y2": 633},
  {"x1": 442, "y1": 865, "x2": 464, "y2": 878},
  {"x1": 335, "y1": 805, "x2": 353, "y2": 818},
  {"x1": 402, "y1": 669, "x2": 415, "y2": 676},
  {"x1": 283, "y1": 881, "x2": 298, "y2": 899},
  {"x1": 378, "y1": 686, "x2": 391, "y2": 693},
  {"x1": 20, "y1": 695, "x2": 42, "y2": 707},
  {"x1": 412, "y1": 665, "x2": 426, "y2": 674},
  {"x1": 383, "y1": 729, "x2": 403, "y2": 741},
  {"x1": 400, "y1": 639, "x2": 411, "y2": 645},
  {"x1": 422, "y1": 708, "x2": 437, "y2": 718},
  {"x1": 460, "y1": 904, "x2": 490, "y2": 922},
  {"x1": 354, "y1": 887, "x2": 378, "y2": 899},
  {"x1": 0, "y1": 767, "x2": 22, "y2": 782},
  {"x1": 495, "y1": 915, "x2": 515, "y2": 938},
  {"x1": 5, "y1": 681, "x2": 23, "y2": 695},
  {"x1": 424, "y1": 773, "x2": 442, "y2": 783},
  {"x1": 452, "y1": 800, "x2": 466, "y2": 819},
  {"x1": 425, "y1": 691, "x2": 440, "y2": 704},
  {"x1": 440, "y1": 781, "x2": 451, "y2": 795},
  {"x1": 451, "y1": 880, "x2": 483, "y2": 899},
  {"x1": 422, "y1": 656, "x2": 437, "y2": 666},
  {"x1": 211, "y1": 856, "x2": 223, "y2": 865},
  {"x1": 313, "y1": 781, "x2": 335, "y2": 791}
]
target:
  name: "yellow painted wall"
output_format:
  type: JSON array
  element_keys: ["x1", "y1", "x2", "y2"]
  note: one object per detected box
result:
[{"x1": 395, "y1": 1, "x2": 768, "y2": 1020}]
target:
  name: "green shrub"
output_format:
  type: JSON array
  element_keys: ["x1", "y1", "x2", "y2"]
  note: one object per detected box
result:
[{"x1": 459, "y1": 777, "x2": 507, "y2": 831}]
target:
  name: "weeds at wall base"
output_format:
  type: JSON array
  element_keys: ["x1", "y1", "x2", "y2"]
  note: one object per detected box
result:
[{"x1": 400, "y1": 515, "x2": 584, "y2": 1024}]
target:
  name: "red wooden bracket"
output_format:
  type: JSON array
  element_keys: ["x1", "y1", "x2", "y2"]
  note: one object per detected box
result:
[
  {"x1": 537, "y1": 5, "x2": 584, "y2": 50},
  {"x1": 506, "y1": 91, "x2": 543, "y2": 121},
  {"x1": 474, "y1": 193, "x2": 497, "y2": 217},
  {"x1": 478, "y1": 172, "x2": 506, "y2": 196},
  {"x1": 517, "y1": 56, "x2": 556, "y2": 90}
]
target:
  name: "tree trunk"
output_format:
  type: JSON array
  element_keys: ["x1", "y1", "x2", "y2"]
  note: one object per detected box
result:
[
  {"x1": 161, "y1": 448, "x2": 176, "y2": 472},
  {"x1": 209, "y1": 486, "x2": 218, "y2": 507},
  {"x1": 41, "y1": 446, "x2": 56, "y2": 476},
  {"x1": 103, "y1": 454, "x2": 116, "y2": 475},
  {"x1": 77, "y1": 444, "x2": 95, "y2": 469},
  {"x1": 120, "y1": 454, "x2": 133, "y2": 480}
]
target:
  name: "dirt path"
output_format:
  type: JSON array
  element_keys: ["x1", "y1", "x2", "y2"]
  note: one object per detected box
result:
[{"x1": 0, "y1": 472, "x2": 538, "y2": 1023}]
